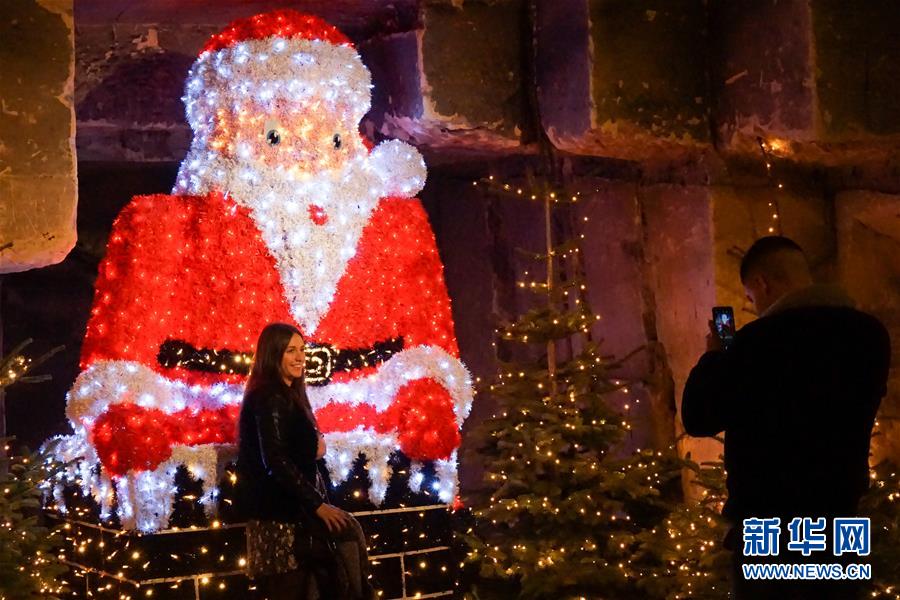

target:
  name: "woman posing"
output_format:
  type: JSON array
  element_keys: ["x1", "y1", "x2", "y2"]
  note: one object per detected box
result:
[{"x1": 236, "y1": 322, "x2": 372, "y2": 599}]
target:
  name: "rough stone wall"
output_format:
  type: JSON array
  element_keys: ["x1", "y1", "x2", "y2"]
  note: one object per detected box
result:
[
  {"x1": 74, "y1": 23, "x2": 207, "y2": 161},
  {"x1": 69, "y1": 1, "x2": 900, "y2": 172},
  {"x1": 4, "y1": 0, "x2": 900, "y2": 488},
  {"x1": 837, "y1": 193, "x2": 900, "y2": 462},
  {"x1": 0, "y1": 0, "x2": 77, "y2": 273},
  {"x1": 640, "y1": 186, "x2": 716, "y2": 471}
]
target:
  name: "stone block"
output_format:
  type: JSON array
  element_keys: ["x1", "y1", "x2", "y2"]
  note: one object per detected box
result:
[
  {"x1": 538, "y1": 0, "x2": 711, "y2": 161},
  {"x1": 359, "y1": 31, "x2": 424, "y2": 139},
  {"x1": 641, "y1": 185, "x2": 719, "y2": 480},
  {"x1": 578, "y1": 179, "x2": 676, "y2": 448},
  {"x1": 711, "y1": 0, "x2": 900, "y2": 162},
  {"x1": 813, "y1": 0, "x2": 900, "y2": 140},
  {"x1": 578, "y1": 180, "x2": 647, "y2": 375},
  {"x1": 74, "y1": 24, "x2": 206, "y2": 161},
  {"x1": 709, "y1": 0, "x2": 816, "y2": 155},
  {"x1": 371, "y1": 0, "x2": 528, "y2": 155},
  {"x1": 836, "y1": 191, "x2": 900, "y2": 463},
  {"x1": 0, "y1": 0, "x2": 77, "y2": 273}
]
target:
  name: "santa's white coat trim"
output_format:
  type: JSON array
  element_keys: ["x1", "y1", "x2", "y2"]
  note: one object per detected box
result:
[{"x1": 56, "y1": 345, "x2": 470, "y2": 527}]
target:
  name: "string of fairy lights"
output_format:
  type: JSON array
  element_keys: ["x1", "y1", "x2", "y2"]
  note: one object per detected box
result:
[
  {"x1": 0, "y1": 354, "x2": 30, "y2": 387},
  {"x1": 467, "y1": 174, "x2": 696, "y2": 591},
  {"x1": 757, "y1": 136, "x2": 785, "y2": 236},
  {"x1": 40, "y1": 465, "x2": 461, "y2": 598},
  {"x1": 473, "y1": 174, "x2": 636, "y2": 415},
  {"x1": 0, "y1": 340, "x2": 62, "y2": 388}
]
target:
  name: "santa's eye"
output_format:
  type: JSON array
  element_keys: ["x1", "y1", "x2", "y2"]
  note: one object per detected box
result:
[
  {"x1": 332, "y1": 133, "x2": 342, "y2": 149},
  {"x1": 265, "y1": 129, "x2": 281, "y2": 146}
]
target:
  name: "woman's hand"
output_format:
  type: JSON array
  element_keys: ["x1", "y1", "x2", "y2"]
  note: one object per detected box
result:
[
  {"x1": 316, "y1": 434, "x2": 326, "y2": 460},
  {"x1": 315, "y1": 503, "x2": 351, "y2": 533}
]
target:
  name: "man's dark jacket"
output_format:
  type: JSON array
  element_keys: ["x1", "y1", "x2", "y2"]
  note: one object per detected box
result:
[{"x1": 682, "y1": 285, "x2": 891, "y2": 524}]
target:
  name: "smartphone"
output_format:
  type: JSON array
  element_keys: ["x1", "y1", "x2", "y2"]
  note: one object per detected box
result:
[{"x1": 712, "y1": 306, "x2": 736, "y2": 350}]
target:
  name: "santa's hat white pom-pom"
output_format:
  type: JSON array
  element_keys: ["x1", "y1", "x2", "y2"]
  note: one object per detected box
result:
[{"x1": 369, "y1": 139, "x2": 427, "y2": 199}]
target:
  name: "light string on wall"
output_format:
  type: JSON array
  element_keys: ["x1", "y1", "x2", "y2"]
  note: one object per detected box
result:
[{"x1": 756, "y1": 136, "x2": 785, "y2": 236}]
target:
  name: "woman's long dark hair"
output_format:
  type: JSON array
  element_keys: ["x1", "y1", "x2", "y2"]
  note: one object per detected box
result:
[
  {"x1": 244, "y1": 323, "x2": 318, "y2": 429},
  {"x1": 245, "y1": 322, "x2": 305, "y2": 397}
]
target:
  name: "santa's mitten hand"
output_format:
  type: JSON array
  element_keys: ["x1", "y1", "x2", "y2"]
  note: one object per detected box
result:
[
  {"x1": 377, "y1": 379, "x2": 460, "y2": 461},
  {"x1": 91, "y1": 405, "x2": 180, "y2": 476},
  {"x1": 174, "y1": 405, "x2": 241, "y2": 446}
]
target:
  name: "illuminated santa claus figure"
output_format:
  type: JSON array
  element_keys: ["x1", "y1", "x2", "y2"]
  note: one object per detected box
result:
[{"x1": 55, "y1": 10, "x2": 473, "y2": 531}]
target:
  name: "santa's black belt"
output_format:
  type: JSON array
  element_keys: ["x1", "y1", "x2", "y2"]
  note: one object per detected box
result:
[{"x1": 157, "y1": 337, "x2": 405, "y2": 386}]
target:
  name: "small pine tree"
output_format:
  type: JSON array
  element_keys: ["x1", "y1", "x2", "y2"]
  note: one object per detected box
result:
[
  {"x1": 463, "y1": 176, "x2": 702, "y2": 599},
  {"x1": 642, "y1": 452, "x2": 900, "y2": 600},
  {"x1": 633, "y1": 457, "x2": 730, "y2": 600},
  {"x1": 0, "y1": 441, "x2": 70, "y2": 599},
  {"x1": 0, "y1": 339, "x2": 69, "y2": 599}
]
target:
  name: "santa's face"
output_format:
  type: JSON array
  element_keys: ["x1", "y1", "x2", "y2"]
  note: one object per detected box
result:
[{"x1": 210, "y1": 96, "x2": 365, "y2": 178}]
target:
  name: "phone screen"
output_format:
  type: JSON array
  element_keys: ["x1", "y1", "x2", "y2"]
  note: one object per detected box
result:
[{"x1": 712, "y1": 306, "x2": 736, "y2": 349}]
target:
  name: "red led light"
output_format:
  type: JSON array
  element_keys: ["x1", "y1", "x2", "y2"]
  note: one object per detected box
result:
[{"x1": 200, "y1": 10, "x2": 353, "y2": 56}]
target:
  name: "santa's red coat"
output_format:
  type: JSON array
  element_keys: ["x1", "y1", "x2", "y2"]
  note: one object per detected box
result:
[{"x1": 79, "y1": 191, "x2": 463, "y2": 474}]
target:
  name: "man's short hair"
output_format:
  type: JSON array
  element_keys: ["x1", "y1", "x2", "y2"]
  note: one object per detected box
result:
[{"x1": 740, "y1": 236, "x2": 808, "y2": 283}]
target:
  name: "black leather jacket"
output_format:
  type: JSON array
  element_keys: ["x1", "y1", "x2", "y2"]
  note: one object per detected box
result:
[{"x1": 235, "y1": 381, "x2": 325, "y2": 522}]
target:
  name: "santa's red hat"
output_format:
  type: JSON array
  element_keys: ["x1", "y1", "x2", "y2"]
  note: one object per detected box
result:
[
  {"x1": 183, "y1": 10, "x2": 372, "y2": 132},
  {"x1": 200, "y1": 10, "x2": 353, "y2": 55}
]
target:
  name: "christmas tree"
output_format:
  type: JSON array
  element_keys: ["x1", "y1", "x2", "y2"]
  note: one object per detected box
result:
[
  {"x1": 861, "y1": 459, "x2": 900, "y2": 599},
  {"x1": 633, "y1": 456, "x2": 730, "y2": 600},
  {"x1": 0, "y1": 441, "x2": 69, "y2": 599},
  {"x1": 0, "y1": 340, "x2": 68, "y2": 599},
  {"x1": 461, "y1": 174, "x2": 722, "y2": 599}
]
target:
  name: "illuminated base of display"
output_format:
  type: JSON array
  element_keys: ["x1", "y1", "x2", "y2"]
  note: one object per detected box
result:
[
  {"x1": 48, "y1": 456, "x2": 462, "y2": 599},
  {"x1": 53, "y1": 512, "x2": 455, "y2": 600}
]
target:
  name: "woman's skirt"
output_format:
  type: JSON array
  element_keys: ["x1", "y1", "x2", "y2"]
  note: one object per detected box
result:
[{"x1": 246, "y1": 510, "x2": 372, "y2": 600}]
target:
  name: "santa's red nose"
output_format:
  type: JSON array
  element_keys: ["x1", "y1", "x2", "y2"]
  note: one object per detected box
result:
[{"x1": 308, "y1": 204, "x2": 328, "y2": 226}]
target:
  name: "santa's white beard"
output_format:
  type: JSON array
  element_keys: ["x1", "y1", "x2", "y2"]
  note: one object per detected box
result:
[{"x1": 175, "y1": 148, "x2": 387, "y2": 334}]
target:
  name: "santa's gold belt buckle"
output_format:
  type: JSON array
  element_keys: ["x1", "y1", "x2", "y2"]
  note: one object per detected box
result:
[{"x1": 304, "y1": 344, "x2": 334, "y2": 385}]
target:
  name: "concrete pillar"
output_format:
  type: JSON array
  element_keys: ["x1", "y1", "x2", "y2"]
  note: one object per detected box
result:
[{"x1": 0, "y1": 0, "x2": 77, "y2": 273}]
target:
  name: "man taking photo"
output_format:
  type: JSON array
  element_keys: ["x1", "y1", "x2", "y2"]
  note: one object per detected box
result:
[{"x1": 682, "y1": 236, "x2": 891, "y2": 600}]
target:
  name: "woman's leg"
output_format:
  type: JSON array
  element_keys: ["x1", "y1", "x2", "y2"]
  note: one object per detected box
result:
[{"x1": 332, "y1": 511, "x2": 373, "y2": 599}]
